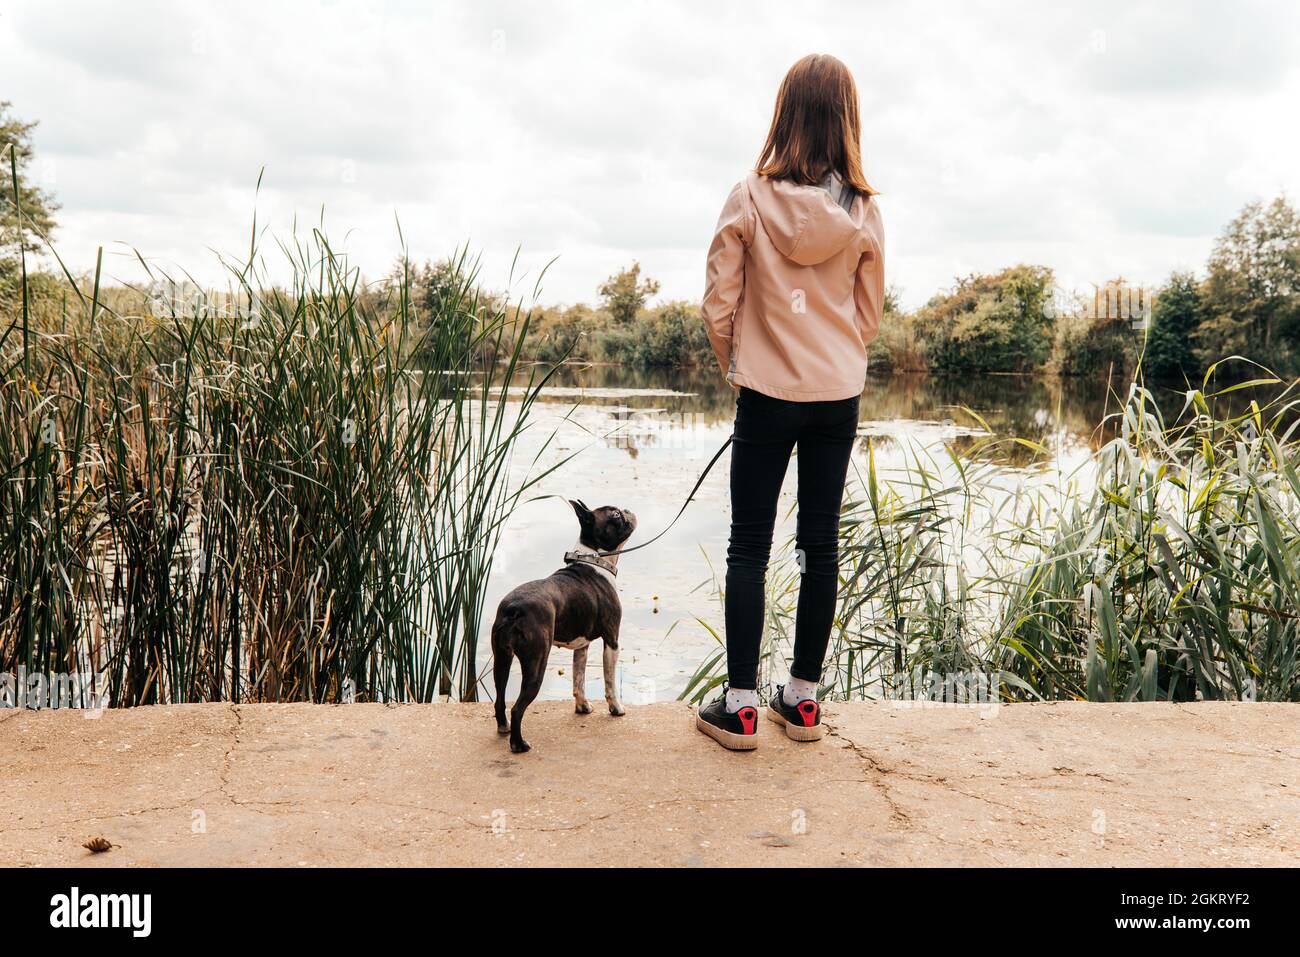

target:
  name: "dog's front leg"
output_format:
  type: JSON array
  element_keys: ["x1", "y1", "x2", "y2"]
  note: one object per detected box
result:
[
  {"x1": 573, "y1": 645, "x2": 592, "y2": 714},
  {"x1": 603, "y1": 640, "x2": 625, "y2": 716}
]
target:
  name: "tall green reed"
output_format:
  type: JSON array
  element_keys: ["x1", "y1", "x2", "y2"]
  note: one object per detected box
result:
[
  {"x1": 683, "y1": 368, "x2": 1300, "y2": 704},
  {"x1": 1, "y1": 195, "x2": 557, "y2": 704}
]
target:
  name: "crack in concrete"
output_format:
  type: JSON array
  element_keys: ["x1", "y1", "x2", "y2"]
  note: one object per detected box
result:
[
  {"x1": 216, "y1": 703, "x2": 243, "y2": 806},
  {"x1": 0, "y1": 797, "x2": 210, "y2": 837},
  {"x1": 823, "y1": 723, "x2": 914, "y2": 828},
  {"x1": 824, "y1": 723, "x2": 1057, "y2": 824},
  {"x1": 210, "y1": 708, "x2": 463, "y2": 828}
]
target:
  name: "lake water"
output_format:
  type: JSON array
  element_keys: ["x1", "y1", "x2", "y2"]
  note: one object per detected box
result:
[{"x1": 477, "y1": 364, "x2": 1134, "y2": 706}]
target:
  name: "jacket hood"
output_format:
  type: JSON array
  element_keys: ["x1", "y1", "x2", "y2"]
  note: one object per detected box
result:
[{"x1": 746, "y1": 172, "x2": 863, "y2": 266}]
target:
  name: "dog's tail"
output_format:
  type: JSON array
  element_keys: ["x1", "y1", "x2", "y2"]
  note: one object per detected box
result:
[
  {"x1": 492, "y1": 603, "x2": 525, "y2": 641},
  {"x1": 491, "y1": 611, "x2": 516, "y2": 710}
]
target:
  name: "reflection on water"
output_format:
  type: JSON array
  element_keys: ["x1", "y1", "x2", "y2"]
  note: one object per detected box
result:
[
  {"x1": 478, "y1": 364, "x2": 1267, "y2": 704},
  {"x1": 528, "y1": 364, "x2": 1138, "y2": 457}
]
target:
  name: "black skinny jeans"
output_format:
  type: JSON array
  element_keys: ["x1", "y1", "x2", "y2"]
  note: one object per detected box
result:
[{"x1": 725, "y1": 386, "x2": 860, "y2": 690}]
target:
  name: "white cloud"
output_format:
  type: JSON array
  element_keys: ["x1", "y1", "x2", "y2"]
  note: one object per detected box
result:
[{"x1": 2, "y1": 0, "x2": 1298, "y2": 308}]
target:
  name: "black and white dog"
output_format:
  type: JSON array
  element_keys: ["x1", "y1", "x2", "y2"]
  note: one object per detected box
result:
[{"x1": 491, "y1": 500, "x2": 637, "y2": 753}]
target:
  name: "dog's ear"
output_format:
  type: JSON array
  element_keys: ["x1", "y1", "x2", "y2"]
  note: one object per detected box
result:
[{"x1": 569, "y1": 499, "x2": 594, "y2": 527}]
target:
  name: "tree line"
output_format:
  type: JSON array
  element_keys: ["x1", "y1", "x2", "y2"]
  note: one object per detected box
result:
[{"x1": 517, "y1": 193, "x2": 1300, "y2": 380}]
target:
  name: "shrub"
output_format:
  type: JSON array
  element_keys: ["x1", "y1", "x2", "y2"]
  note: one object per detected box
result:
[
  {"x1": 911, "y1": 265, "x2": 1055, "y2": 373},
  {"x1": 595, "y1": 300, "x2": 713, "y2": 367}
]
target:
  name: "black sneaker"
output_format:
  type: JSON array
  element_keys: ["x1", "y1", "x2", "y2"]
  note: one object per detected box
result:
[
  {"x1": 695, "y1": 692, "x2": 759, "y2": 751},
  {"x1": 767, "y1": 685, "x2": 825, "y2": 741}
]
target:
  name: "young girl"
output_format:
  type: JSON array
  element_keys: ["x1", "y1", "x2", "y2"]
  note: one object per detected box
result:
[{"x1": 697, "y1": 53, "x2": 885, "y2": 750}]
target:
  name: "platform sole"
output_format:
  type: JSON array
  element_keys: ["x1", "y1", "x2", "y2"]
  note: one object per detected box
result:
[
  {"x1": 767, "y1": 702, "x2": 826, "y2": 741},
  {"x1": 695, "y1": 713, "x2": 759, "y2": 750}
]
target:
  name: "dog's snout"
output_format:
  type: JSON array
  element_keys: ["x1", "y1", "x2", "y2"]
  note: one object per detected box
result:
[{"x1": 623, "y1": 509, "x2": 637, "y2": 530}]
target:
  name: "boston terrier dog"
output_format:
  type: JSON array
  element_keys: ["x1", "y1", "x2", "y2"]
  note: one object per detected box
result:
[{"x1": 491, "y1": 500, "x2": 637, "y2": 753}]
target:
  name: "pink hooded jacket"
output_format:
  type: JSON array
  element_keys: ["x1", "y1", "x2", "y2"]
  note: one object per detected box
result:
[{"x1": 702, "y1": 172, "x2": 885, "y2": 401}]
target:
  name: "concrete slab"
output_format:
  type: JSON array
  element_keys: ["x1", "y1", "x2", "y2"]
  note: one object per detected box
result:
[{"x1": 1, "y1": 701, "x2": 1295, "y2": 866}]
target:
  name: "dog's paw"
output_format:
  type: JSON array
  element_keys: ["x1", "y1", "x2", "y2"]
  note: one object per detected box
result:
[
  {"x1": 510, "y1": 737, "x2": 531, "y2": 754},
  {"x1": 607, "y1": 700, "x2": 626, "y2": 717},
  {"x1": 574, "y1": 699, "x2": 593, "y2": 715}
]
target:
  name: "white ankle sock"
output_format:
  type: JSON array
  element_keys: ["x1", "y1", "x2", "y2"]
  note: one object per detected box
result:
[
  {"x1": 783, "y1": 677, "x2": 818, "y2": 706},
  {"x1": 725, "y1": 688, "x2": 759, "y2": 713}
]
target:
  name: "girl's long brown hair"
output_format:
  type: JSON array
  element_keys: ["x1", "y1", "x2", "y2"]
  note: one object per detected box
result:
[{"x1": 756, "y1": 54, "x2": 877, "y2": 197}]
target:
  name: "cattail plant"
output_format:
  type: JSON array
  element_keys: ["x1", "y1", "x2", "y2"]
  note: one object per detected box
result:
[{"x1": 1, "y1": 170, "x2": 562, "y2": 704}]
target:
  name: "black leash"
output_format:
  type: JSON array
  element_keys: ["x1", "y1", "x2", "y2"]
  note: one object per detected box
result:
[{"x1": 599, "y1": 434, "x2": 734, "y2": 558}]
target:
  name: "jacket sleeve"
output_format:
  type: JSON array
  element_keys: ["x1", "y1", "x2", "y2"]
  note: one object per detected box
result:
[
  {"x1": 701, "y1": 181, "x2": 749, "y2": 380},
  {"x1": 853, "y1": 203, "x2": 886, "y2": 348}
]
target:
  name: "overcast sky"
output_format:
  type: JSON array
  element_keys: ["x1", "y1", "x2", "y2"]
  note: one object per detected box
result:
[{"x1": 3, "y1": 0, "x2": 1298, "y2": 309}]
